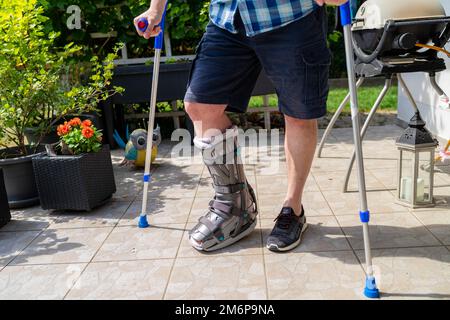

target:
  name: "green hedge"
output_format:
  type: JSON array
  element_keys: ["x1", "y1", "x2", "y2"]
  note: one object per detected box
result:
[{"x1": 41, "y1": 1, "x2": 364, "y2": 77}]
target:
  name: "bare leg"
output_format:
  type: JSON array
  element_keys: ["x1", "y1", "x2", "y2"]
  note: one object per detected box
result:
[
  {"x1": 283, "y1": 115, "x2": 318, "y2": 215},
  {"x1": 185, "y1": 102, "x2": 231, "y2": 137}
]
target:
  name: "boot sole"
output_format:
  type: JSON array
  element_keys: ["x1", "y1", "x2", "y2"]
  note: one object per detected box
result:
[{"x1": 190, "y1": 218, "x2": 258, "y2": 252}]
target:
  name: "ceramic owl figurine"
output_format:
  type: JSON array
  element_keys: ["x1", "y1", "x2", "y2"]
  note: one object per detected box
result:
[{"x1": 120, "y1": 127, "x2": 162, "y2": 168}]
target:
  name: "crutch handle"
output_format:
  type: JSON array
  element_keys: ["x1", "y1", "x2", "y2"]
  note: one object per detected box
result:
[
  {"x1": 339, "y1": 1, "x2": 352, "y2": 27},
  {"x1": 136, "y1": 6, "x2": 167, "y2": 50}
]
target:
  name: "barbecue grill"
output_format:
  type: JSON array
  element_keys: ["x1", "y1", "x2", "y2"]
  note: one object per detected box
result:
[{"x1": 319, "y1": 0, "x2": 450, "y2": 192}]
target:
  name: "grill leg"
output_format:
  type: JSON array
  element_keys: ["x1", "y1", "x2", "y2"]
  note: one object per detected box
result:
[
  {"x1": 342, "y1": 76, "x2": 393, "y2": 193},
  {"x1": 317, "y1": 78, "x2": 365, "y2": 158},
  {"x1": 398, "y1": 74, "x2": 420, "y2": 113}
]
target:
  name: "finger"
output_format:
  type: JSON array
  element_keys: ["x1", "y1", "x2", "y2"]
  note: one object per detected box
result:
[
  {"x1": 143, "y1": 26, "x2": 161, "y2": 39},
  {"x1": 316, "y1": 0, "x2": 325, "y2": 6}
]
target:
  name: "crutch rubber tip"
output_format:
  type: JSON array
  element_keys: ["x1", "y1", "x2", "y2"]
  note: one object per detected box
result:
[
  {"x1": 138, "y1": 215, "x2": 150, "y2": 228},
  {"x1": 364, "y1": 276, "x2": 380, "y2": 299}
]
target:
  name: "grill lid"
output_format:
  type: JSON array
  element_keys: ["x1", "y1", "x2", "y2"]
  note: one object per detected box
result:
[{"x1": 353, "y1": 0, "x2": 446, "y2": 31}]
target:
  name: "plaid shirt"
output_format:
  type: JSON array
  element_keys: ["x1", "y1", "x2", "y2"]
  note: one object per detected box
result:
[{"x1": 209, "y1": 0, "x2": 318, "y2": 37}]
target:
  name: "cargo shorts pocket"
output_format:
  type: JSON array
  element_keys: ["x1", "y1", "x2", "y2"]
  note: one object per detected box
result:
[{"x1": 299, "y1": 41, "x2": 331, "y2": 106}]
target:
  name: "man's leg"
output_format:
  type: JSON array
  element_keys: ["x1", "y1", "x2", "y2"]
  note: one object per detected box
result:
[
  {"x1": 184, "y1": 103, "x2": 231, "y2": 138},
  {"x1": 283, "y1": 116, "x2": 318, "y2": 215},
  {"x1": 185, "y1": 101, "x2": 258, "y2": 252}
]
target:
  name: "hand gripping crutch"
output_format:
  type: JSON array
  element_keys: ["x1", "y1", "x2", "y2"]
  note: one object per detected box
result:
[
  {"x1": 136, "y1": 4, "x2": 167, "y2": 229},
  {"x1": 340, "y1": 2, "x2": 380, "y2": 299}
]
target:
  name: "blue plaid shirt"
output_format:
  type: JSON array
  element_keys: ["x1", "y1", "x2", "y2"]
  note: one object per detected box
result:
[{"x1": 210, "y1": 0, "x2": 318, "y2": 37}]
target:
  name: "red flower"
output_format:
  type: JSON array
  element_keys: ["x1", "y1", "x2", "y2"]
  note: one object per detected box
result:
[
  {"x1": 69, "y1": 117, "x2": 82, "y2": 127},
  {"x1": 82, "y1": 127, "x2": 95, "y2": 139},
  {"x1": 57, "y1": 123, "x2": 71, "y2": 136},
  {"x1": 82, "y1": 119, "x2": 92, "y2": 127}
]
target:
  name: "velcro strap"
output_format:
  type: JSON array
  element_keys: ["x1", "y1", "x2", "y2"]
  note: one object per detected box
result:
[
  {"x1": 199, "y1": 216, "x2": 224, "y2": 240},
  {"x1": 213, "y1": 183, "x2": 246, "y2": 194},
  {"x1": 209, "y1": 200, "x2": 241, "y2": 217}
]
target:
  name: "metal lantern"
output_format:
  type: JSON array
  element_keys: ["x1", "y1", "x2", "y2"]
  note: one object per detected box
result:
[{"x1": 396, "y1": 112, "x2": 438, "y2": 208}]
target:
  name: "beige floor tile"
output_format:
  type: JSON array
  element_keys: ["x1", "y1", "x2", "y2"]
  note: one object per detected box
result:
[
  {"x1": 356, "y1": 247, "x2": 450, "y2": 299},
  {"x1": 165, "y1": 255, "x2": 266, "y2": 300},
  {"x1": 256, "y1": 174, "x2": 319, "y2": 194},
  {"x1": 5, "y1": 206, "x2": 58, "y2": 232},
  {"x1": 258, "y1": 192, "x2": 333, "y2": 219},
  {"x1": 363, "y1": 158, "x2": 398, "y2": 171},
  {"x1": 0, "y1": 263, "x2": 86, "y2": 300},
  {"x1": 261, "y1": 216, "x2": 351, "y2": 253},
  {"x1": 119, "y1": 197, "x2": 193, "y2": 226},
  {"x1": 265, "y1": 251, "x2": 365, "y2": 300},
  {"x1": 93, "y1": 225, "x2": 184, "y2": 262},
  {"x1": 65, "y1": 259, "x2": 173, "y2": 300},
  {"x1": 322, "y1": 190, "x2": 409, "y2": 215},
  {"x1": 413, "y1": 211, "x2": 450, "y2": 245},
  {"x1": 11, "y1": 227, "x2": 112, "y2": 265},
  {"x1": 310, "y1": 157, "x2": 352, "y2": 173},
  {"x1": 336, "y1": 213, "x2": 440, "y2": 250},
  {"x1": 178, "y1": 222, "x2": 263, "y2": 258},
  {"x1": 434, "y1": 172, "x2": 450, "y2": 187},
  {"x1": 313, "y1": 170, "x2": 385, "y2": 192},
  {"x1": 369, "y1": 168, "x2": 398, "y2": 190},
  {"x1": 255, "y1": 161, "x2": 288, "y2": 176},
  {"x1": 49, "y1": 201, "x2": 132, "y2": 229},
  {"x1": 0, "y1": 231, "x2": 41, "y2": 268}
]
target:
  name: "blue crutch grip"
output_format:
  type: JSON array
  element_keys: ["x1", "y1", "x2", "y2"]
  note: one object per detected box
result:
[
  {"x1": 339, "y1": 1, "x2": 352, "y2": 27},
  {"x1": 136, "y1": 5, "x2": 167, "y2": 50}
]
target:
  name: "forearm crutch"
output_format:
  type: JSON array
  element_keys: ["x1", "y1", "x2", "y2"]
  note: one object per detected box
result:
[
  {"x1": 136, "y1": 4, "x2": 167, "y2": 229},
  {"x1": 340, "y1": 1, "x2": 380, "y2": 299}
]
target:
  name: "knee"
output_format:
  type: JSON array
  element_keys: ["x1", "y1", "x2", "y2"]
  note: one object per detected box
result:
[
  {"x1": 285, "y1": 115, "x2": 317, "y2": 129},
  {"x1": 184, "y1": 101, "x2": 225, "y2": 121}
]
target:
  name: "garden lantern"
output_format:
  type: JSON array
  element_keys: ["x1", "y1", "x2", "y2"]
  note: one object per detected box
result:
[{"x1": 396, "y1": 112, "x2": 438, "y2": 208}]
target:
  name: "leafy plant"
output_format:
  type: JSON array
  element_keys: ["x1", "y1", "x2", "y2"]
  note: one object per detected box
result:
[
  {"x1": 42, "y1": 0, "x2": 211, "y2": 59},
  {"x1": 57, "y1": 117, "x2": 102, "y2": 154},
  {"x1": 0, "y1": 0, "x2": 123, "y2": 157}
]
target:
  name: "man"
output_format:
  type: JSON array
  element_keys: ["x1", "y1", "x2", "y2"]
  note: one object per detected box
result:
[{"x1": 135, "y1": 0, "x2": 347, "y2": 252}]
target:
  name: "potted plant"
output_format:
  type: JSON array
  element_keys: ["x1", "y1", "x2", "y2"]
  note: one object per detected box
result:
[
  {"x1": 0, "y1": 168, "x2": 11, "y2": 228},
  {"x1": 33, "y1": 118, "x2": 116, "y2": 211},
  {"x1": 0, "y1": 0, "x2": 123, "y2": 208}
]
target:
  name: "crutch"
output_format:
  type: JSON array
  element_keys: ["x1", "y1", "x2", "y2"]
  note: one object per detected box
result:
[
  {"x1": 136, "y1": 5, "x2": 167, "y2": 229},
  {"x1": 340, "y1": 1, "x2": 380, "y2": 299}
]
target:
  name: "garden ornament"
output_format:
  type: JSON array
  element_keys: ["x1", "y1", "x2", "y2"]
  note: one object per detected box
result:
[{"x1": 120, "y1": 127, "x2": 161, "y2": 168}]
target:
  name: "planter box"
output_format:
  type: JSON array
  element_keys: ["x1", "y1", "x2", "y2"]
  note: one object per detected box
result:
[
  {"x1": 101, "y1": 62, "x2": 276, "y2": 148},
  {"x1": 0, "y1": 168, "x2": 11, "y2": 228},
  {"x1": 0, "y1": 148, "x2": 44, "y2": 209},
  {"x1": 32, "y1": 145, "x2": 116, "y2": 211}
]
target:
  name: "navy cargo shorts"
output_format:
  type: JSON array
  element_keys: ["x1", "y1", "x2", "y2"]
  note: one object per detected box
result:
[{"x1": 184, "y1": 6, "x2": 331, "y2": 120}]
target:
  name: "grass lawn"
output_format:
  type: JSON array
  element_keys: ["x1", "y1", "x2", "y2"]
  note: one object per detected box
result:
[{"x1": 249, "y1": 85, "x2": 398, "y2": 113}]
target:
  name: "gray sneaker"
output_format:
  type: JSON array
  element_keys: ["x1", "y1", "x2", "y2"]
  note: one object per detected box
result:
[{"x1": 266, "y1": 207, "x2": 308, "y2": 252}]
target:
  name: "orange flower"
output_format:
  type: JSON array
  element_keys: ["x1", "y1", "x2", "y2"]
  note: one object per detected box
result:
[
  {"x1": 81, "y1": 127, "x2": 95, "y2": 139},
  {"x1": 82, "y1": 119, "x2": 92, "y2": 127},
  {"x1": 57, "y1": 124, "x2": 71, "y2": 136},
  {"x1": 69, "y1": 117, "x2": 82, "y2": 127}
]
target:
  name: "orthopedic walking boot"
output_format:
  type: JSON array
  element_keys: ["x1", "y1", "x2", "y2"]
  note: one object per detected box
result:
[{"x1": 189, "y1": 126, "x2": 258, "y2": 251}]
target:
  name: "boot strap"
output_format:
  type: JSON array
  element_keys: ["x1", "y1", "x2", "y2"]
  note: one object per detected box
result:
[
  {"x1": 213, "y1": 183, "x2": 246, "y2": 194},
  {"x1": 209, "y1": 200, "x2": 242, "y2": 217}
]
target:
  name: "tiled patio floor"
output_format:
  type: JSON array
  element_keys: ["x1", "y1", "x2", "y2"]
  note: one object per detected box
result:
[{"x1": 1, "y1": 125, "x2": 449, "y2": 300}]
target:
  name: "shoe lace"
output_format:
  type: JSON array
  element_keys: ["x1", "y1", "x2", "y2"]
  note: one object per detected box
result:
[{"x1": 274, "y1": 212, "x2": 293, "y2": 230}]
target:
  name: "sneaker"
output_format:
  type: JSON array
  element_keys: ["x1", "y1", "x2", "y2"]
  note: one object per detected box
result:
[{"x1": 266, "y1": 206, "x2": 308, "y2": 252}]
